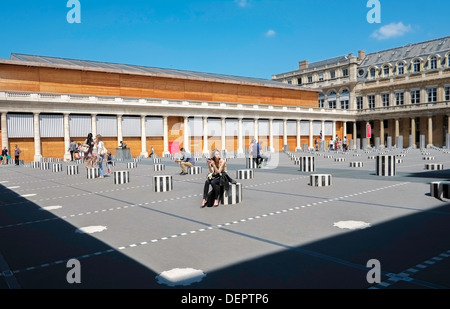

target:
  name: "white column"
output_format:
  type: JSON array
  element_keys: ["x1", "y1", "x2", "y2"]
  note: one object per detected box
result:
[
  {"x1": 395, "y1": 119, "x2": 400, "y2": 138},
  {"x1": 63, "y1": 114, "x2": 71, "y2": 161},
  {"x1": 140, "y1": 115, "x2": 148, "y2": 157},
  {"x1": 309, "y1": 120, "x2": 313, "y2": 149},
  {"x1": 411, "y1": 118, "x2": 416, "y2": 148},
  {"x1": 33, "y1": 112, "x2": 42, "y2": 162},
  {"x1": 221, "y1": 117, "x2": 226, "y2": 151},
  {"x1": 237, "y1": 117, "x2": 243, "y2": 155},
  {"x1": 163, "y1": 116, "x2": 169, "y2": 155},
  {"x1": 427, "y1": 116, "x2": 433, "y2": 147},
  {"x1": 332, "y1": 121, "x2": 336, "y2": 140},
  {"x1": 343, "y1": 121, "x2": 347, "y2": 137},
  {"x1": 283, "y1": 119, "x2": 287, "y2": 147},
  {"x1": 448, "y1": 115, "x2": 450, "y2": 134},
  {"x1": 269, "y1": 118, "x2": 274, "y2": 152},
  {"x1": 353, "y1": 122, "x2": 357, "y2": 149},
  {"x1": 296, "y1": 119, "x2": 301, "y2": 151},
  {"x1": 1, "y1": 112, "x2": 8, "y2": 150},
  {"x1": 91, "y1": 114, "x2": 97, "y2": 137},
  {"x1": 321, "y1": 120, "x2": 325, "y2": 141},
  {"x1": 203, "y1": 116, "x2": 209, "y2": 155},
  {"x1": 380, "y1": 120, "x2": 385, "y2": 148},
  {"x1": 254, "y1": 118, "x2": 259, "y2": 141},
  {"x1": 117, "y1": 114, "x2": 123, "y2": 147},
  {"x1": 183, "y1": 116, "x2": 190, "y2": 152}
]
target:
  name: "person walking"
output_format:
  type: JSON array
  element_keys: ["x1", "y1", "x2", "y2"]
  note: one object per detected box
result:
[
  {"x1": 69, "y1": 140, "x2": 77, "y2": 161},
  {"x1": 14, "y1": 145, "x2": 21, "y2": 166},
  {"x1": 106, "y1": 151, "x2": 113, "y2": 175},
  {"x1": 84, "y1": 133, "x2": 95, "y2": 168},
  {"x1": 2, "y1": 147, "x2": 8, "y2": 165},
  {"x1": 174, "y1": 147, "x2": 194, "y2": 175},
  {"x1": 95, "y1": 134, "x2": 105, "y2": 178},
  {"x1": 149, "y1": 146, "x2": 155, "y2": 158}
]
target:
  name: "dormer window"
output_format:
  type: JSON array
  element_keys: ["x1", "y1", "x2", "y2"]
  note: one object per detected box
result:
[
  {"x1": 413, "y1": 59, "x2": 421, "y2": 73},
  {"x1": 397, "y1": 63, "x2": 404, "y2": 75},
  {"x1": 383, "y1": 65, "x2": 390, "y2": 77},
  {"x1": 370, "y1": 68, "x2": 376, "y2": 78},
  {"x1": 430, "y1": 56, "x2": 437, "y2": 70}
]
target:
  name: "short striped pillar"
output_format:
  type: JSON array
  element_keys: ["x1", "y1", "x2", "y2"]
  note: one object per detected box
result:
[
  {"x1": 423, "y1": 156, "x2": 435, "y2": 161},
  {"x1": 310, "y1": 174, "x2": 332, "y2": 187},
  {"x1": 114, "y1": 170, "x2": 130, "y2": 184},
  {"x1": 236, "y1": 169, "x2": 254, "y2": 180},
  {"x1": 188, "y1": 166, "x2": 202, "y2": 174},
  {"x1": 153, "y1": 158, "x2": 161, "y2": 164},
  {"x1": 153, "y1": 175, "x2": 173, "y2": 192},
  {"x1": 298, "y1": 156, "x2": 315, "y2": 172},
  {"x1": 133, "y1": 158, "x2": 141, "y2": 163},
  {"x1": 47, "y1": 158, "x2": 54, "y2": 163},
  {"x1": 52, "y1": 163, "x2": 63, "y2": 172},
  {"x1": 194, "y1": 157, "x2": 202, "y2": 162},
  {"x1": 396, "y1": 154, "x2": 406, "y2": 158},
  {"x1": 430, "y1": 182, "x2": 450, "y2": 199},
  {"x1": 334, "y1": 158, "x2": 345, "y2": 162},
  {"x1": 376, "y1": 155, "x2": 396, "y2": 176},
  {"x1": 246, "y1": 157, "x2": 258, "y2": 169},
  {"x1": 368, "y1": 156, "x2": 376, "y2": 159},
  {"x1": 40, "y1": 162, "x2": 50, "y2": 170},
  {"x1": 67, "y1": 165, "x2": 79, "y2": 175},
  {"x1": 87, "y1": 167, "x2": 99, "y2": 179},
  {"x1": 127, "y1": 162, "x2": 137, "y2": 169},
  {"x1": 349, "y1": 162, "x2": 363, "y2": 168},
  {"x1": 31, "y1": 162, "x2": 40, "y2": 168},
  {"x1": 221, "y1": 183, "x2": 242, "y2": 205},
  {"x1": 55, "y1": 158, "x2": 62, "y2": 162},
  {"x1": 396, "y1": 159, "x2": 403, "y2": 164},
  {"x1": 425, "y1": 163, "x2": 443, "y2": 170},
  {"x1": 74, "y1": 159, "x2": 83, "y2": 164},
  {"x1": 324, "y1": 155, "x2": 333, "y2": 159},
  {"x1": 154, "y1": 164, "x2": 165, "y2": 171},
  {"x1": 353, "y1": 153, "x2": 361, "y2": 157}
]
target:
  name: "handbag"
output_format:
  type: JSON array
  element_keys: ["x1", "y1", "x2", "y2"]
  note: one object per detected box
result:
[
  {"x1": 80, "y1": 144, "x2": 89, "y2": 153},
  {"x1": 100, "y1": 147, "x2": 108, "y2": 156},
  {"x1": 207, "y1": 172, "x2": 220, "y2": 180}
]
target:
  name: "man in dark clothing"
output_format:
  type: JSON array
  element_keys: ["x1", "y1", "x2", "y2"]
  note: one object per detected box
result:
[
  {"x1": 174, "y1": 147, "x2": 194, "y2": 175},
  {"x1": 14, "y1": 145, "x2": 21, "y2": 166},
  {"x1": 2, "y1": 147, "x2": 8, "y2": 165},
  {"x1": 69, "y1": 140, "x2": 77, "y2": 161}
]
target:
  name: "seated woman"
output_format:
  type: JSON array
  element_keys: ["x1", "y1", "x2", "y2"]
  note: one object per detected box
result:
[{"x1": 201, "y1": 149, "x2": 236, "y2": 208}]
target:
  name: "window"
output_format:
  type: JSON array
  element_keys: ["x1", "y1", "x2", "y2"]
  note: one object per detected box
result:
[
  {"x1": 287, "y1": 80, "x2": 292, "y2": 84},
  {"x1": 411, "y1": 89, "x2": 420, "y2": 104},
  {"x1": 395, "y1": 92, "x2": 404, "y2": 106},
  {"x1": 445, "y1": 86, "x2": 450, "y2": 101},
  {"x1": 342, "y1": 68, "x2": 349, "y2": 77},
  {"x1": 340, "y1": 90, "x2": 349, "y2": 110},
  {"x1": 328, "y1": 91, "x2": 337, "y2": 109},
  {"x1": 397, "y1": 63, "x2": 404, "y2": 75},
  {"x1": 319, "y1": 93, "x2": 325, "y2": 108},
  {"x1": 383, "y1": 66, "x2": 390, "y2": 77},
  {"x1": 427, "y1": 87, "x2": 437, "y2": 102},
  {"x1": 330, "y1": 71, "x2": 336, "y2": 79},
  {"x1": 368, "y1": 95, "x2": 375, "y2": 109},
  {"x1": 356, "y1": 97, "x2": 363, "y2": 110},
  {"x1": 318, "y1": 73, "x2": 324, "y2": 81},
  {"x1": 370, "y1": 68, "x2": 376, "y2": 78},
  {"x1": 308, "y1": 75, "x2": 313, "y2": 83},
  {"x1": 430, "y1": 56, "x2": 437, "y2": 70},
  {"x1": 297, "y1": 77, "x2": 302, "y2": 85},
  {"x1": 382, "y1": 93, "x2": 390, "y2": 107},
  {"x1": 413, "y1": 59, "x2": 421, "y2": 73}
]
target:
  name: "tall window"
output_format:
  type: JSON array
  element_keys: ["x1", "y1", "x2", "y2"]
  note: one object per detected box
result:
[
  {"x1": 342, "y1": 68, "x2": 349, "y2": 77},
  {"x1": 340, "y1": 90, "x2": 349, "y2": 110},
  {"x1": 430, "y1": 56, "x2": 437, "y2": 70},
  {"x1": 427, "y1": 87, "x2": 437, "y2": 102},
  {"x1": 382, "y1": 93, "x2": 390, "y2": 107},
  {"x1": 397, "y1": 62, "x2": 404, "y2": 75},
  {"x1": 370, "y1": 68, "x2": 376, "y2": 78},
  {"x1": 287, "y1": 80, "x2": 292, "y2": 84},
  {"x1": 318, "y1": 73, "x2": 324, "y2": 81},
  {"x1": 395, "y1": 92, "x2": 404, "y2": 106},
  {"x1": 368, "y1": 95, "x2": 375, "y2": 109},
  {"x1": 297, "y1": 77, "x2": 302, "y2": 85},
  {"x1": 445, "y1": 86, "x2": 450, "y2": 101},
  {"x1": 319, "y1": 93, "x2": 325, "y2": 108},
  {"x1": 383, "y1": 66, "x2": 390, "y2": 77},
  {"x1": 330, "y1": 71, "x2": 336, "y2": 79},
  {"x1": 413, "y1": 59, "x2": 421, "y2": 73},
  {"x1": 328, "y1": 91, "x2": 337, "y2": 109},
  {"x1": 411, "y1": 89, "x2": 420, "y2": 104},
  {"x1": 357, "y1": 97, "x2": 363, "y2": 110},
  {"x1": 308, "y1": 75, "x2": 313, "y2": 83}
]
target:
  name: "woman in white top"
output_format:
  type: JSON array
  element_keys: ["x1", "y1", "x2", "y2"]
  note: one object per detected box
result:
[{"x1": 95, "y1": 134, "x2": 105, "y2": 178}]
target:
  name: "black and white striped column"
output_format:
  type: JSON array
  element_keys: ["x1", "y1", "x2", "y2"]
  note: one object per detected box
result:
[
  {"x1": 153, "y1": 175, "x2": 173, "y2": 192},
  {"x1": 188, "y1": 166, "x2": 202, "y2": 174},
  {"x1": 40, "y1": 162, "x2": 50, "y2": 170},
  {"x1": 154, "y1": 164, "x2": 165, "y2": 171},
  {"x1": 425, "y1": 163, "x2": 443, "y2": 170},
  {"x1": 221, "y1": 183, "x2": 242, "y2": 205},
  {"x1": 334, "y1": 158, "x2": 345, "y2": 162},
  {"x1": 246, "y1": 157, "x2": 258, "y2": 169},
  {"x1": 153, "y1": 158, "x2": 161, "y2": 164},
  {"x1": 31, "y1": 162, "x2": 40, "y2": 168},
  {"x1": 376, "y1": 155, "x2": 396, "y2": 176},
  {"x1": 87, "y1": 167, "x2": 99, "y2": 179},
  {"x1": 127, "y1": 162, "x2": 137, "y2": 169},
  {"x1": 310, "y1": 174, "x2": 332, "y2": 187},
  {"x1": 298, "y1": 156, "x2": 315, "y2": 172},
  {"x1": 430, "y1": 181, "x2": 450, "y2": 199},
  {"x1": 52, "y1": 163, "x2": 63, "y2": 172},
  {"x1": 236, "y1": 169, "x2": 254, "y2": 179},
  {"x1": 67, "y1": 165, "x2": 79, "y2": 175},
  {"x1": 423, "y1": 156, "x2": 435, "y2": 161},
  {"x1": 349, "y1": 162, "x2": 363, "y2": 168},
  {"x1": 114, "y1": 171, "x2": 130, "y2": 184}
]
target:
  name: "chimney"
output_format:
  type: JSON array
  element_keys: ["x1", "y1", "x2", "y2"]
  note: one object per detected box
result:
[
  {"x1": 358, "y1": 50, "x2": 365, "y2": 61},
  {"x1": 299, "y1": 60, "x2": 309, "y2": 70},
  {"x1": 348, "y1": 53, "x2": 353, "y2": 58}
]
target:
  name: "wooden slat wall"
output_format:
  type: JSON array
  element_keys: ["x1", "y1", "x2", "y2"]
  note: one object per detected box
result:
[
  {"x1": 122, "y1": 137, "x2": 141, "y2": 158},
  {"x1": 146, "y1": 137, "x2": 164, "y2": 157},
  {"x1": 41, "y1": 138, "x2": 65, "y2": 160},
  {"x1": 168, "y1": 117, "x2": 184, "y2": 150},
  {"x1": 0, "y1": 64, "x2": 318, "y2": 107},
  {"x1": 207, "y1": 136, "x2": 221, "y2": 152},
  {"x1": 8, "y1": 138, "x2": 34, "y2": 163},
  {"x1": 189, "y1": 137, "x2": 203, "y2": 154},
  {"x1": 287, "y1": 136, "x2": 296, "y2": 152}
]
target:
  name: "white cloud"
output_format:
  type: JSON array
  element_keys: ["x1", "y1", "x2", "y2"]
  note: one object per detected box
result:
[
  {"x1": 235, "y1": 0, "x2": 248, "y2": 7},
  {"x1": 265, "y1": 29, "x2": 276, "y2": 37},
  {"x1": 371, "y1": 22, "x2": 412, "y2": 40}
]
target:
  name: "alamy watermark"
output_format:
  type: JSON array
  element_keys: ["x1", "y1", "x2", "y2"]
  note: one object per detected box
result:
[
  {"x1": 66, "y1": 258, "x2": 81, "y2": 283},
  {"x1": 367, "y1": 0, "x2": 381, "y2": 24},
  {"x1": 67, "y1": 0, "x2": 81, "y2": 24},
  {"x1": 366, "y1": 259, "x2": 381, "y2": 284}
]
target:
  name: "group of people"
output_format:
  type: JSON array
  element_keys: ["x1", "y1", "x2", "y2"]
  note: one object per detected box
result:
[
  {"x1": 0, "y1": 145, "x2": 21, "y2": 166},
  {"x1": 314, "y1": 132, "x2": 348, "y2": 152}
]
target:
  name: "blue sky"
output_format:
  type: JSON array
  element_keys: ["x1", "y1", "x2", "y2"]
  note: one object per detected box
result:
[{"x1": 1, "y1": 0, "x2": 449, "y2": 79}]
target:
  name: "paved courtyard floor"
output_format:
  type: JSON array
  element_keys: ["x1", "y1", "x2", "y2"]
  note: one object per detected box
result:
[{"x1": 0, "y1": 148, "x2": 449, "y2": 296}]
